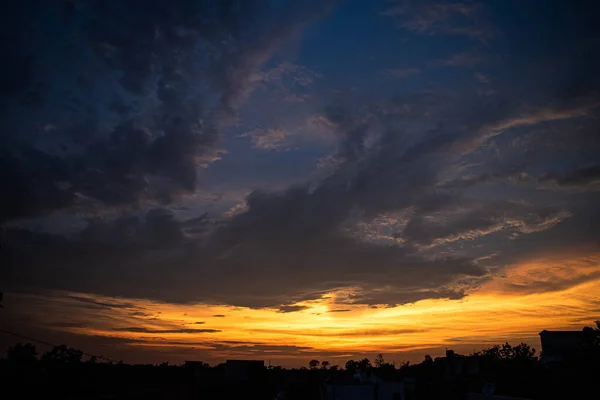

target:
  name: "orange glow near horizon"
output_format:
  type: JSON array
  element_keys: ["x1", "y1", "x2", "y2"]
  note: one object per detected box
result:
[{"x1": 6, "y1": 251, "x2": 600, "y2": 367}]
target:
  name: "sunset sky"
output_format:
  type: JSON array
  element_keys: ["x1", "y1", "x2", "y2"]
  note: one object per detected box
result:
[{"x1": 1, "y1": 0, "x2": 599, "y2": 367}]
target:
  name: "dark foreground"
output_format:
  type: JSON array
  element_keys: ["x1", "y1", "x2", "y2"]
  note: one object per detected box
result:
[{"x1": 2, "y1": 336, "x2": 600, "y2": 399}]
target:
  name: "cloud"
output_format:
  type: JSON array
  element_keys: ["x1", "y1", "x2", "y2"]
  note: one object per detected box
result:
[
  {"x1": 317, "y1": 328, "x2": 428, "y2": 337},
  {"x1": 538, "y1": 164, "x2": 600, "y2": 190},
  {"x1": 3, "y1": 1, "x2": 600, "y2": 366},
  {"x1": 239, "y1": 115, "x2": 338, "y2": 152},
  {"x1": 277, "y1": 305, "x2": 310, "y2": 313},
  {"x1": 440, "y1": 163, "x2": 528, "y2": 189},
  {"x1": 240, "y1": 128, "x2": 295, "y2": 151},
  {"x1": 129, "y1": 311, "x2": 152, "y2": 317},
  {"x1": 486, "y1": 252, "x2": 600, "y2": 295},
  {"x1": 382, "y1": 1, "x2": 494, "y2": 40},
  {"x1": 0, "y1": 1, "x2": 330, "y2": 223},
  {"x1": 2, "y1": 12, "x2": 599, "y2": 313},
  {"x1": 455, "y1": 102, "x2": 599, "y2": 159},
  {"x1": 475, "y1": 72, "x2": 490, "y2": 84},
  {"x1": 112, "y1": 327, "x2": 221, "y2": 334},
  {"x1": 486, "y1": 104, "x2": 597, "y2": 133},
  {"x1": 316, "y1": 154, "x2": 346, "y2": 171},
  {"x1": 402, "y1": 202, "x2": 571, "y2": 248},
  {"x1": 258, "y1": 62, "x2": 320, "y2": 103},
  {"x1": 66, "y1": 295, "x2": 136, "y2": 310},
  {"x1": 347, "y1": 288, "x2": 467, "y2": 307},
  {"x1": 79, "y1": 208, "x2": 187, "y2": 246},
  {"x1": 3, "y1": 88, "x2": 597, "y2": 310}
]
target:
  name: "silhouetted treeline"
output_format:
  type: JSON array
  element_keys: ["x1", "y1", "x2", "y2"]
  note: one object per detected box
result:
[{"x1": 2, "y1": 322, "x2": 599, "y2": 400}]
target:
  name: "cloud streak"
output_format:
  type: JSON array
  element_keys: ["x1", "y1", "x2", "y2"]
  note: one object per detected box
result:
[{"x1": 112, "y1": 327, "x2": 221, "y2": 334}]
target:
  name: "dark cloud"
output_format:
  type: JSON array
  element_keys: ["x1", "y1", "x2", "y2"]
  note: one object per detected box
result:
[
  {"x1": 112, "y1": 327, "x2": 221, "y2": 334},
  {"x1": 193, "y1": 322, "x2": 205, "y2": 325},
  {"x1": 212, "y1": 314, "x2": 226, "y2": 318},
  {"x1": 66, "y1": 295, "x2": 137, "y2": 310},
  {"x1": 329, "y1": 309, "x2": 351, "y2": 313},
  {"x1": 213, "y1": 343, "x2": 313, "y2": 353},
  {"x1": 2, "y1": 0, "x2": 600, "y2": 317},
  {"x1": 129, "y1": 311, "x2": 152, "y2": 317},
  {"x1": 80, "y1": 208, "x2": 186, "y2": 247},
  {"x1": 401, "y1": 201, "x2": 571, "y2": 248},
  {"x1": 0, "y1": 0, "x2": 329, "y2": 223},
  {"x1": 347, "y1": 288, "x2": 466, "y2": 307},
  {"x1": 538, "y1": 164, "x2": 600, "y2": 190},
  {"x1": 487, "y1": 196, "x2": 600, "y2": 264},
  {"x1": 0, "y1": 146, "x2": 77, "y2": 223},
  {"x1": 277, "y1": 305, "x2": 310, "y2": 313},
  {"x1": 47, "y1": 321, "x2": 88, "y2": 329},
  {"x1": 0, "y1": 208, "x2": 207, "y2": 299},
  {"x1": 441, "y1": 163, "x2": 528, "y2": 190},
  {"x1": 4, "y1": 90, "x2": 594, "y2": 310}
]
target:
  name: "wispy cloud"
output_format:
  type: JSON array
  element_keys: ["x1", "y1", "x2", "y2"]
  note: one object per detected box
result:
[
  {"x1": 485, "y1": 252, "x2": 600, "y2": 295},
  {"x1": 382, "y1": 1, "x2": 495, "y2": 40},
  {"x1": 239, "y1": 128, "x2": 296, "y2": 151},
  {"x1": 259, "y1": 62, "x2": 321, "y2": 103},
  {"x1": 67, "y1": 295, "x2": 136, "y2": 310},
  {"x1": 240, "y1": 114, "x2": 338, "y2": 152},
  {"x1": 538, "y1": 164, "x2": 600, "y2": 191}
]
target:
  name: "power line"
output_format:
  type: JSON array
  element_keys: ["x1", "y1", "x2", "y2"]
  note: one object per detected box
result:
[{"x1": 0, "y1": 327, "x2": 117, "y2": 363}]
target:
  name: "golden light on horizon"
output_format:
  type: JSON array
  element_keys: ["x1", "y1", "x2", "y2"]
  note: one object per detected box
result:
[{"x1": 6, "y1": 250, "x2": 599, "y2": 366}]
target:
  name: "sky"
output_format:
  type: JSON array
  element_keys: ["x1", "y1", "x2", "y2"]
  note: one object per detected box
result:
[{"x1": 1, "y1": 0, "x2": 599, "y2": 367}]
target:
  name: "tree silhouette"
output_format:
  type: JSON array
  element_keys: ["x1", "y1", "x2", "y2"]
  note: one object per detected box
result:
[
  {"x1": 511, "y1": 343, "x2": 537, "y2": 361},
  {"x1": 582, "y1": 320, "x2": 600, "y2": 349},
  {"x1": 424, "y1": 354, "x2": 433, "y2": 364},
  {"x1": 42, "y1": 345, "x2": 83, "y2": 364},
  {"x1": 480, "y1": 342, "x2": 537, "y2": 361},
  {"x1": 7, "y1": 343, "x2": 38, "y2": 364},
  {"x1": 320, "y1": 360, "x2": 330, "y2": 369},
  {"x1": 308, "y1": 359, "x2": 320, "y2": 370},
  {"x1": 345, "y1": 359, "x2": 357, "y2": 372},
  {"x1": 374, "y1": 353, "x2": 385, "y2": 368},
  {"x1": 358, "y1": 358, "x2": 371, "y2": 370}
]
